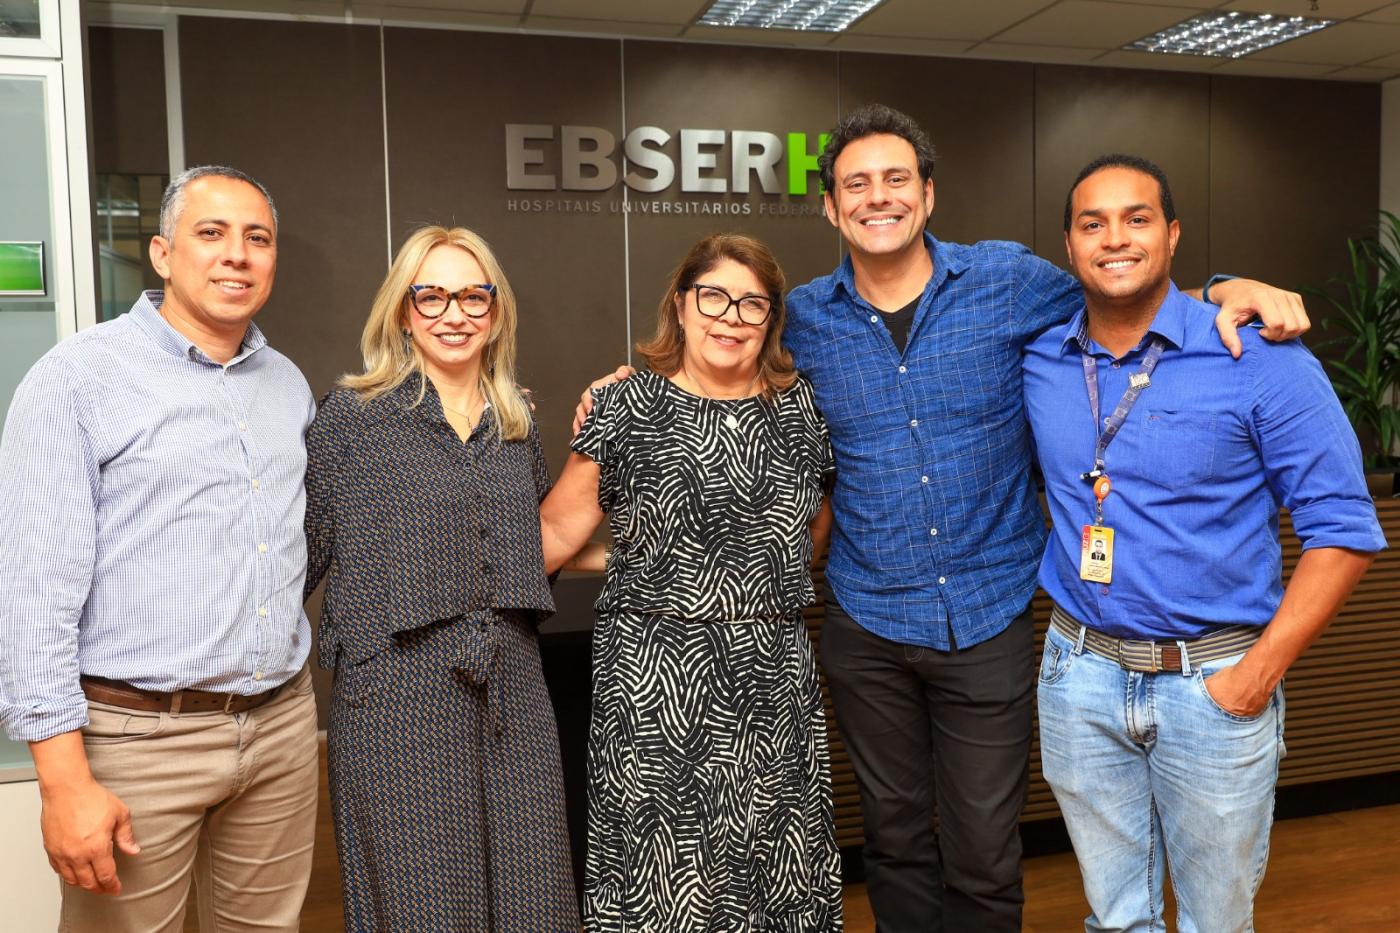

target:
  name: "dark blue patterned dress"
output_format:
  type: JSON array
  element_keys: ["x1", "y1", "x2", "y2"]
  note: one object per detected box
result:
[
  {"x1": 305, "y1": 377, "x2": 578, "y2": 932},
  {"x1": 572, "y1": 370, "x2": 842, "y2": 932}
]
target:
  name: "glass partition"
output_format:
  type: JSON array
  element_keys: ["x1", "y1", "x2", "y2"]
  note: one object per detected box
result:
[{"x1": 0, "y1": 70, "x2": 59, "y2": 780}]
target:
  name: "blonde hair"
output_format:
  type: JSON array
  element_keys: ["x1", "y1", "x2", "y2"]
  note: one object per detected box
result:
[
  {"x1": 341, "y1": 225, "x2": 531, "y2": 441},
  {"x1": 636, "y1": 233, "x2": 796, "y2": 397}
]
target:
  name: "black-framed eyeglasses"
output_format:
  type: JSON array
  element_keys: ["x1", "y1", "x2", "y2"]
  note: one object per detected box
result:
[
  {"x1": 686, "y1": 283, "x2": 774, "y2": 326},
  {"x1": 407, "y1": 283, "x2": 497, "y2": 319}
]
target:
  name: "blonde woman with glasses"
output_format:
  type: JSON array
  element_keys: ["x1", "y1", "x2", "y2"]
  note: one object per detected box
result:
[{"x1": 303, "y1": 225, "x2": 583, "y2": 932}]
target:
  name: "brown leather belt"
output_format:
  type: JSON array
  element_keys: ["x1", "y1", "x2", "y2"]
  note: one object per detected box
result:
[
  {"x1": 80, "y1": 675, "x2": 282, "y2": 714},
  {"x1": 1051, "y1": 605, "x2": 1261, "y2": 673}
]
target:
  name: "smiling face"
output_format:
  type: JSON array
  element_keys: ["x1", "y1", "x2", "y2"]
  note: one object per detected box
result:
[
  {"x1": 674, "y1": 257, "x2": 772, "y2": 386},
  {"x1": 1065, "y1": 166, "x2": 1180, "y2": 312},
  {"x1": 406, "y1": 244, "x2": 494, "y2": 382},
  {"x1": 148, "y1": 175, "x2": 277, "y2": 348},
  {"x1": 823, "y1": 133, "x2": 934, "y2": 264}
]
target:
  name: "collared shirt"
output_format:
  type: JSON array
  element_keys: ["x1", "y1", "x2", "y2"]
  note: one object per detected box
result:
[
  {"x1": 304, "y1": 379, "x2": 556, "y2": 668},
  {"x1": 0, "y1": 291, "x2": 314, "y2": 743},
  {"x1": 785, "y1": 233, "x2": 1080, "y2": 650},
  {"x1": 1022, "y1": 283, "x2": 1386, "y2": 640}
]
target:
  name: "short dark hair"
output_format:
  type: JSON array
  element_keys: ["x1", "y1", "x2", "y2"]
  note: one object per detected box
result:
[
  {"x1": 1063, "y1": 154, "x2": 1176, "y2": 231},
  {"x1": 818, "y1": 103, "x2": 936, "y2": 194}
]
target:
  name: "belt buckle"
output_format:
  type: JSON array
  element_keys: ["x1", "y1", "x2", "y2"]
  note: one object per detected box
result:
[
  {"x1": 222, "y1": 692, "x2": 237, "y2": 714},
  {"x1": 1116, "y1": 638, "x2": 1158, "y2": 673}
]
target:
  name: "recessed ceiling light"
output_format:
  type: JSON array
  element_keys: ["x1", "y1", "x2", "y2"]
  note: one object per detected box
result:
[
  {"x1": 1127, "y1": 11, "x2": 1335, "y2": 59},
  {"x1": 698, "y1": 0, "x2": 888, "y2": 33}
]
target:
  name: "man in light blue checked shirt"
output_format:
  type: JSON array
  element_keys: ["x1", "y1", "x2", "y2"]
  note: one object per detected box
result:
[
  {"x1": 0, "y1": 166, "x2": 318, "y2": 931},
  {"x1": 782, "y1": 104, "x2": 1312, "y2": 933}
]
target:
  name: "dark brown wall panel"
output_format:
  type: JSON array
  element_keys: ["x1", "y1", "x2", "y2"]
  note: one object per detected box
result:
[
  {"x1": 1209, "y1": 76, "x2": 1380, "y2": 296},
  {"x1": 839, "y1": 53, "x2": 1036, "y2": 249},
  {"x1": 178, "y1": 17, "x2": 388, "y2": 400},
  {"x1": 383, "y1": 28, "x2": 627, "y2": 468},
  {"x1": 87, "y1": 26, "x2": 168, "y2": 176},
  {"x1": 1034, "y1": 65, "x2": 1211, "y2": 286},
  {"x1": 620, "y1": 41, "x2": 840, "y2": 357}
]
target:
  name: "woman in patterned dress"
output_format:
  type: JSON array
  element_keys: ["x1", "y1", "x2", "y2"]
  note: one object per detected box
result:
[
  {"x1": 304, "y1": 226, "x2": 583, "y2": 932},
  {"x1": 540, "y1": 234, "x2": 843, "y2": 932}
]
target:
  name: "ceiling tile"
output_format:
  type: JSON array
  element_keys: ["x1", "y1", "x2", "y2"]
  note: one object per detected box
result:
[
  {"x1": 529, "y1": 0, "x2": 700, "y2": 25},
  {"x1": 996, "y1": 1, "x2": 1204, "y2": 48},
  {"x1": 1209, "y1": 58, "x2": 1340, "y2": 75},
  {"x1": 1358, "y1": 1, "x2": 1400, "y2": 20},
  {"x1": 962, "y1": 41, "x2": 1106, "y2": 63},
  {"x1": 681, "y1": 24, "x2": 841, "y2": 46},
  {"x1": 1250, "y1": 20, "x2": 1400, "y2": 62},
  {"x1": 1222, "y1": 0, "x2": 1393, "y2": 17},
  {"x1": 1321, "y1": 64, "x2": 1400, "y2": 78},
  {"x1": 825, "y1": 34, "x2": 976, "y2": 55},
  {"x1": 1094, "y1": 48, "x2": 1223, "y2": 70},
  {"x1": 1371, "y1": 47, "x2": 1400, "y2": 64},
  {"x1": 524, "y1": 16, "x2": 684, "y2": 36},
  {"x1": 845, "y1": 0, "x2": 1059, "y2": 40}
]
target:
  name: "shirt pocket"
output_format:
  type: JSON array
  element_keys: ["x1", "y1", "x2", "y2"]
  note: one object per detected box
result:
[{"x1": 1143, "y1": 409, "x2": 1220, "y2": 490}]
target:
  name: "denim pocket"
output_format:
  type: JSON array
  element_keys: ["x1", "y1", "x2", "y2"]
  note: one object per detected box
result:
[
  {"x1": 1038, "y1": 627, "x2": 1076, "y2": 686},
  {"x1": 1145, "y1": 409, "x2": 1219, "y2": 489},
  {"x1": 1194, "y1": 656, "x2": 1270, "y2": 723}
]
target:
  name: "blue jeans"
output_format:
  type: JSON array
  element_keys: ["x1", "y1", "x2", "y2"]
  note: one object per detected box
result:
[{"x1": 1037, "y1": 623, "x2": 1285, "y2": 933}]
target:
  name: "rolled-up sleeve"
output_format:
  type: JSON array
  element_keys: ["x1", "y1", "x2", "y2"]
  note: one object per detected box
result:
[
  {"x1": 0, "y1": 356, "x2": 101, "y2": 741},
  {"x1": 1247, "y1": 338, "x2": 1387, "y2": 553}
]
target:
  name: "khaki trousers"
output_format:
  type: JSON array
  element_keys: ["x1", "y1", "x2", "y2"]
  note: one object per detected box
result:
[{"x1": 59, "y1": 666, "x2": 319, "y2": 933}]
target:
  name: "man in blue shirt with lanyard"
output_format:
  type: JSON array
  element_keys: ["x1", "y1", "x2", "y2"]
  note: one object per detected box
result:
[{"x1": 1023, "y1": 154, "x2": 1384, "y2": 931}]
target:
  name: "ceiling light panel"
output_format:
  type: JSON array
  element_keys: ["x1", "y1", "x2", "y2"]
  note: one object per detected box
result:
[
  {"x1": 698, "y1": 0, "x2": 888, "y2": 33},
  {"x1": 1126, "y1": 11, "x2": 1335, "y2": 59}
]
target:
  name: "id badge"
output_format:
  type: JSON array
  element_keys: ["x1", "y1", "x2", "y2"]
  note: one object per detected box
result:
[{"x1": 1079, "y1": 525, "x2": 1114, "y2": 583}]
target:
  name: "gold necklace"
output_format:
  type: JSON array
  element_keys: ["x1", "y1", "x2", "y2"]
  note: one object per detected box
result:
[{"x1": 440, "y1": 396, "x2": 484, "y2": 431}]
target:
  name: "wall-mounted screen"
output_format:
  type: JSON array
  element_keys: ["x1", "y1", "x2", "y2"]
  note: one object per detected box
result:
[{"x1": 0, "y1": 241, "x2": 44, "y2": 296}]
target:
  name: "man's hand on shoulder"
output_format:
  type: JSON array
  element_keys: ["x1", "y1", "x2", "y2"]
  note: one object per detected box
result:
[
  {"x1": 32, "y1": 732, "x2": 140, "y2": 895},
  {"x1": 572, "y1": 365, "x2": 635, "y2": 436},
  {"x1": 1205, "y1": 278, "x2": 1310, "y2": 359}
]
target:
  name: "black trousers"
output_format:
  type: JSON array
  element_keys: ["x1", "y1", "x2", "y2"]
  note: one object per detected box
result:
[{"x1": 821, "y1": 598, "x2": 1035, "y2": 933}]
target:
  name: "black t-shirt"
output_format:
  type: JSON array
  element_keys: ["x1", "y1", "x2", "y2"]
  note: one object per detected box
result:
[{"x1": 879, "y1": 296, "x2": 919, "y2": 355}]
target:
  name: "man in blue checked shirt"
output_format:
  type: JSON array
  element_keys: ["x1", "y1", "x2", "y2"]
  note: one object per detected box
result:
[
  {"x1": 1023, "y1": 154, "x2": 1382, "y2": 932},
  {"x1": 0, "y1": 166, "x2": 318, "y2": 931},
  {"x1": 781, "y1": 104, "x2": 1311, "y2": 933}
]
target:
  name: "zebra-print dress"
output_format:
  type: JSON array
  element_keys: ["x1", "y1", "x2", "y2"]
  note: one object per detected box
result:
[{"x1": 571, "y1": 369, "x2": 843, "y2": 932}]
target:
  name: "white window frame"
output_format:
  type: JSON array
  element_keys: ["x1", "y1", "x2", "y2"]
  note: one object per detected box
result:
[{"x1": 0, "y1": 0, "x2": 61, "y2": 59}]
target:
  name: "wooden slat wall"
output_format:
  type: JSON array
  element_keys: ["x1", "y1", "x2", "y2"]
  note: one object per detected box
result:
[{"x1": 805, "y1": 498, "x2": 1400, "y2": 846}]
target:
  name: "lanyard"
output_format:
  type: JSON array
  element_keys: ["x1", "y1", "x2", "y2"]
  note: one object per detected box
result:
[{"x1": 1080, "y1": 336, "x2": 1166, "y2": 480}]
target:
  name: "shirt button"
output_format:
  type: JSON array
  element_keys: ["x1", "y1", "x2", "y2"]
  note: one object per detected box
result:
[
  {"x1": 870, "y1": 315, "x2": 878, "y2": 323},
  {"x1": 898, "y1": 365, "x2": 907, "y2": 374},
  {"x1": 254, "y1": 670, "x2": 264, "y2": 681},
  {"x1": 910, "y1": 419, "x2": 919, "y2": 427},
  {"x1": 929, "y1": 528, "x2": 938, "y2": 536},
  {"x1": 921, "y1": 476, "x2": 929, "y2": 484},
  {"x1": 938, "y1": 576, "x2": 947, "y2": 585},
  {"x1": 251, "y1": 478, "x2": 261, "y2": 490},
  {"x1": 257, "y1": 606, "x2": 269, "y2": 617},
  {"x1": 238, "y1": 420, "x2": 248, "y2": 431},
  {"x1": 1110, "y1": 362, "x2": 1120, "y2": 370},
  {"x1": 257, "y1": 543, "x2": 268, "y2": 553},
  {"x1": 1101, "y1": 586, "x2": 1109, "y2": 595}
]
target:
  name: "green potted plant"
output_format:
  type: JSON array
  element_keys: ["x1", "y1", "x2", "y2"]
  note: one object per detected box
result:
[{"x1": 1309, "y1": 211, "x2": 1400, "y2": 493}]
